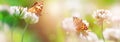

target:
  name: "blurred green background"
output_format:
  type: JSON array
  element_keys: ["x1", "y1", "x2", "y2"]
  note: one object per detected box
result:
[{"x1": 0, "y1": 0, "x2": 120, "y2": 42}]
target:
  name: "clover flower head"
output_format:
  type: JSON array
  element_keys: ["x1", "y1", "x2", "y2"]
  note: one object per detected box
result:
[
  {"x1": 62, "y1": 17, "x2": 76, "y2": 32},
  {"x1": 23, "y1": 11, "x2": 39, "y2": 24},
  {"x1": 8, "y1": 6, "x2": 21, "y2": 15},
  {"x1": 7, "y1": 6, "x2": 39, "y2": 24},
  {"x1": 103, "y1": 28, "x2": 120, "y2": 41},
  {"x1": 8, "y1": 7, "x2": 39, "y2": 24},
  {"x1": 62, "y1": 16, "x2": 89, "y2": 35},
  {"x1": 93, "y1": 9, "x2": 112, "y2": 20}
]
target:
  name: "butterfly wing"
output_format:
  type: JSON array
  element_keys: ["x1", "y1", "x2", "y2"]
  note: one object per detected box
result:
[
  {"x1": 73, "y1": 17, "x2": 88, "y2": 32},
  {"x1": 28, "y1": 1, "x2": 43, "y2": 16}
]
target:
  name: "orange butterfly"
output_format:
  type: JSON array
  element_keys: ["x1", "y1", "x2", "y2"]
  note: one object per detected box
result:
[
  {"x1": 73, "y1": 17, "x2": 88, "y2": 33},
  {"x1": 28, "y1": 1, "x2": 44, "y2": 16}
]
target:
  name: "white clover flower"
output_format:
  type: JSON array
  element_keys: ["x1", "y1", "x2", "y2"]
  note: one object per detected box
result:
[
  {"x1": 93, "y1": 9, "x2": 112, "y2": 25},
  {"x1": 0, "y1": 5, "x2": 21, "y2": 15},
  {"x1": 8, "y1": 6, "x2": 21, "y2": 15},
  {"x1": 62, "y1": 17, "x2": 76, "y2": 32},
  {"x1": 23, "y1": 12, "x2": 39, "y2": 24},
  {"x1": 9, "y1": 6, "x2": 39, "y2": 24},
  {"x1": 0, "y1": 5, "x2": 39, "y2": 24},
  {"x1": 62, "y1": 16, "x2": 89, "y2": 35},
  {"x1": 79, "y1": 32, "x2": 99, "y2": 42},
  {"x1": 93, "y1": 9, "x2": 112, "y2": 20},
  {"x1": 103, "y1": 28, "x2": 120, "y2": 41},
  {"x1": 8, "y1": 6, "x2": 39, "y2": 24}
]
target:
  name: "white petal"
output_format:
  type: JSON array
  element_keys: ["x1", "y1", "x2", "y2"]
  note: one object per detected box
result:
[
  {"x1": 23, "y1": 12, "x2": 39, "y2": 24},
  {"x1": 62, "y1": 17, "x2": 76, "y2": 32},
  {"x1": 103, "y1": 28, "x2": 120, "y2": 40},
  {"x1": 79, "y1": 32, "x2": 98, "y2": 42},
  {"x1": 8, "y1": 6, "x2": 21, "y2": 15},
  {"x1": 82, "y1": 20, "x2": 89, "y2": 27}
]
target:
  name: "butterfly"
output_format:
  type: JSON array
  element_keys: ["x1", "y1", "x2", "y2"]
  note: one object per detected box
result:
[
  {"x1": 73, "y1": 17, "x2": 88, "y2": 32},
  {"x1": 28, "y1": 1, "x2": 44, "y2": 16}
]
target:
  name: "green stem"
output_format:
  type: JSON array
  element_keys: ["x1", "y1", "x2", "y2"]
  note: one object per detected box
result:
[
  {"x1": 11, "y1": 28, "x2": 13, "y2": 42},
  {"x1": 21, "y1": 24, "x2": 29, "y2": 42},
  {"x1": 101, "y1": 21, "x2": 105, "y2": 42}
]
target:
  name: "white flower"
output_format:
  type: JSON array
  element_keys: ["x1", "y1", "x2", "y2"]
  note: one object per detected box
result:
[
  {"x1": 62, "y1": 16, "x2": 89, "y2": 34},
  {"x1": 0, "y1": 5, "x2": 39, "y2": 24},
  {"x1": 23, "y1": 12, "x2": 39, "y2": 24},
  {"x1": 103, "y1": 28, "x2": 120, "y2": 41},
  {"x1": 9, "y1": 7, "x2": 39, "y2": 24},
  {"x1": 93, "y1": 9, "x2": 112, "y2": 20},
  {"x1": 19, "y1": 7, "x2": 39, "y2": 24},
  {"x1": 79, "y1": 32, "x2": 99, "y2": 42},
  {"x1": 8, "y1": 6, "x2": 21, "y2": 15},
  {"x1": 62, "y1": 17, "x2": 76, "y2": 32}
]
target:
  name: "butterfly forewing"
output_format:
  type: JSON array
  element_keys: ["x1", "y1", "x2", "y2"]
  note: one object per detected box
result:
[
  {"x1": 73, "y1": 17, "x2": 88, "y2": 32},
  {"x1": 28, "y1": 1, "x2": 43, "y2": 16}
]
